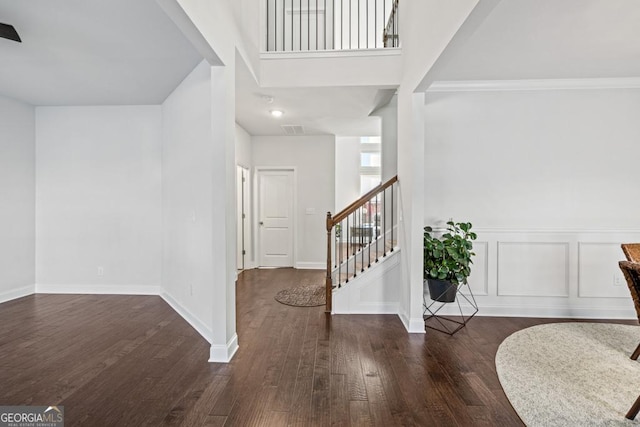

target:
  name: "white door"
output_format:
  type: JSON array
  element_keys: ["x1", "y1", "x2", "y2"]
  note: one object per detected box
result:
[{"x1": 258, "y1": 169, "x2": 294, "y2": 267}]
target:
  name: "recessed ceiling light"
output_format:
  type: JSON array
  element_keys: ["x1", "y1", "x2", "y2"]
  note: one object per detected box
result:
[{"x1": 270, "y1": 109, "x2": 284, "y2": 118}]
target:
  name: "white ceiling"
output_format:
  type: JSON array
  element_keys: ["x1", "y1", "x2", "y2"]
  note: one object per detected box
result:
[
  {"x1": 0, "y1": 0, "x2": 202, "y2": 105},
  {"x1": 235, "y1": 55, "x2": 385, "y2": 137},
  {"x1": 432, "y1": 0, "x2": 640, "y2": 81}
]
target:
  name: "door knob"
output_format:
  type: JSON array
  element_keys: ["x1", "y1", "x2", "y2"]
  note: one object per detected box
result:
[{"x1": 259, "y1": 221, "x2": 264, "y2": 225}]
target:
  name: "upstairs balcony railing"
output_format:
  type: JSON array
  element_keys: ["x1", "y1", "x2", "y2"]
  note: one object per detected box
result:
[{"x1": 265, "y1": 0, "x2": 400, "y2": 52}]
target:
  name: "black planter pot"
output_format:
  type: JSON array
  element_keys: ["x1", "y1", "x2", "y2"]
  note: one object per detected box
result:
[{"x1": 426, "y1": 279, "x2": 458, "y2": 303}]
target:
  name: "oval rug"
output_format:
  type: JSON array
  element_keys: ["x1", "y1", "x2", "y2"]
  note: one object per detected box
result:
[
  {"x1": 274, "y1": 285, "x2": 325, "y2": 307},
  {"x1": 496, "y1": 323, "x2": 640, "y2": 426}
]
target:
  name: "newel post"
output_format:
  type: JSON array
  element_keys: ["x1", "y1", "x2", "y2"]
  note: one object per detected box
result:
[{"x1": 326, "y1": 211, "x2": 333, "y2": 313}]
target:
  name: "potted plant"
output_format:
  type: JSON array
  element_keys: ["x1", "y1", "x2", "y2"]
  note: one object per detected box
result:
[{"x1": 424, "y1": 221, "x2": 477, "y2": 302}]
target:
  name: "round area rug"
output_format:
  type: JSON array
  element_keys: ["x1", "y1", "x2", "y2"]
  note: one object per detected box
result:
[
  {"x1": 496, "y1": 323, "x2": 640, "y2": 426},
  {"x1": 274, "y1": 285, "x2": 325, "y2": 307}
]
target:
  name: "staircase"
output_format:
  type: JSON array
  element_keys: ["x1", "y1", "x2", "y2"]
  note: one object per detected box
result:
[{"x1": 325, "y1": 176, "x2": 398, "y2": 312}]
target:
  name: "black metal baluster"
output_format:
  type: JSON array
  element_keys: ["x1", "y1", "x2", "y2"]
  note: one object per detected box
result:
[
  {"x1": 324, "y1": 0, "x2": 327, "y2": 49},
  {"x1": 345, "y1": 216, "x2": 349, "y2": 282},
  {"x1": 374, "y1": 0, "x2": 377, "y2": 48},
  {"x1": 368, "y1": 202, "x2": 372, "y2": 268},
  {"x1": 390, "y1": 184, "x2": 394, "y2": 252},
  {"x1": 357, "y1": 0, "x2": 360, "y2": 49},
  {"x1": 375, "y1": 192, "x2": 379, "y2": 262},
  {"x1": 308, "y1": 0, "x2": 311, "y2": 50},
  {"x1": 383, "y1": 187, "x2": 387, "y2": 257},
  {"x1": 395, "y1": 0, "x2": 398, "y2": 47},
  {"x1": 333, "y1": 225, "x2": 340, "y2": 268},
  {"x1": 360, "y1": 205, "x2": 365, "y2": 273},
  {"x1": 332, "y1": 0, "x2": 335, "y2": 49},
  {"x1": 267, "y1": 0, "x2": 270, "y2": 50},
  {"x1": 291, "y1": 0, "x2": 294, "y2": 50},
  {"x1": 383, "y1": 0, "x2": 386, "y2": 47},
  {"x1": 352, "y1": 212, "x2": 357, "y2": 278},
  {"x1": 349, "y1": 0, "x2": 351, "y2": 49},
  {"x1": 366, "y1": 0, "x2": 368, "y2": 49}
]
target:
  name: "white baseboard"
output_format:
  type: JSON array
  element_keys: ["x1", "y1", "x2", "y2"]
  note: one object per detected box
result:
[
  {"x1": 35, "y1": 284, "x2": 163, "y2": 295},
  {"x1": 433, "y1": 303, "x2": 637, "y2": 320},
  {"x1": 209, "y1": 334, "x2": 239, "y2": 363},
  {"x1": 397, "y1": 312, "x2": 426, "y2": 333},
  {"x1": 296, "y1": 262, "x2": 325, "y2": 270},
  {"x1": 0, "y1": 285, "x2": 35, "y2": 304},
  {"x1": 160, "y1": 292, "x2": 213, "y2": 344}
]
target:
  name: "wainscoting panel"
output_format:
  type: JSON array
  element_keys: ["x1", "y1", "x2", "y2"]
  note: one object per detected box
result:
[
  {"x1": 497, "y1": 242, "x2": 570, "y2": 297},
  {"x1": 467, "y1": 241, "x2": 489, "y2": 296},
  {"x1": 578, "y1": 242, "x2": 629, "y2": 298}
]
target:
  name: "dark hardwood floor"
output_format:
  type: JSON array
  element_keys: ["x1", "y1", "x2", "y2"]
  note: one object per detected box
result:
[{"x1": 0, "y1": 269, "x2": 634, "y2": 426}]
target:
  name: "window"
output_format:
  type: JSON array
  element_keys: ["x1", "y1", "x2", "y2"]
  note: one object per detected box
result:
[{"x1": 360, "y1": 136, "x2": 381, "y2": 194}]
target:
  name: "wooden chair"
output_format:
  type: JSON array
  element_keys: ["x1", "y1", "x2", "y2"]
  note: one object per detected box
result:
[
  {"x1": 622, "y1": 244, "x2": 640, "y2": 262},
  {"x1": 619, "y1": 261, "x2": 640, "y2": 360}
]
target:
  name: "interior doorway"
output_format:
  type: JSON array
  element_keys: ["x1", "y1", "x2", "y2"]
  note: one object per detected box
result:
[
  {"x1": 236, "y1": 165, "x2": 250, "y2": 270},
  {"x1": 257, "y1": 168, "x2": 295, "y2": 268}
]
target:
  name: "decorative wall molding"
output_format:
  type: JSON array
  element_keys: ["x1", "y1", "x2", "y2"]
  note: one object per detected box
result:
[
  {"x1": 469, "y1": 241, "x2": 489, "y2": 296},
  {"x1": 427, "y1": 78, "x2": 640, "y2": 93},
  {"x1": 577, "y1": 242, "x2": 629, "y2": 299},
  {"x1": 0, "y1": 285, "x2": 35, "y2": 304},
  {"x1": 497, "y1": 242, "x2": 570, "y2": 297}
]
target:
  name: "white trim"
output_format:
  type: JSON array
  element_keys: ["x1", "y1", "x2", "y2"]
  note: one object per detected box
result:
[
  {"x1": 296, "y1": 262, "x2": 325, "y2": 270},
  {"x1": 434, "y1": 304, "x2": 636, "y2": 320},
  {"x1": 35, "y1": 284, "x2": 162, "y2": 295},
  {"x1": 209, "y1": 334, "x2": 239, "y2": 363},
  {"x1": 160, "y1": 292, "x2": 213, "y2": 344},
  {"x1": 399, "y1": 313, "x2": 426, "y2": 334},
  {"x1": 427, "y1": 77, "x2": 640, "y2": 93},
  {"x1": 0, "y1": 285, "x2": 35, "y2": 304},
  {"x1": 261, "y1": 47, "x2": 402, "y2": 60}
]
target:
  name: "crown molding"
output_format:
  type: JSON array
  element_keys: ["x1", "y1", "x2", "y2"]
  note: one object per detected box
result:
[{"x1": 427, "y1": 77, "x2": 640, "y2": 93}]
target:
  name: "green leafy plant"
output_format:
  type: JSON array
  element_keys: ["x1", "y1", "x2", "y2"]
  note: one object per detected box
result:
[{"x1": 424, "y1": 221, "x2": 477, "y2": 285}]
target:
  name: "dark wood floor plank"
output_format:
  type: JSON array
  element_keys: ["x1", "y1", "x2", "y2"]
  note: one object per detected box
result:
[{"x1": 2, "y1": 268, "x2": 634, "y2": 426}]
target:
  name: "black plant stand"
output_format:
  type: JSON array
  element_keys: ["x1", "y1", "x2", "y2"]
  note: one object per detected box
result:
[{"x1": 423, "y1": 283, "x2": 478, "y2": 335}]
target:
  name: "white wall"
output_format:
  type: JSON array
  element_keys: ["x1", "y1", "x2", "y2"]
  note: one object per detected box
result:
[
  {"x1": 395, "y1": 0, "x2": 480, "y2": 332},
  {"x1": 335, "y1": 136, "x2": 361, "y2": 212},
  {"x1": 252, "y1": 135, "x2": 335, "y2": 269},
  {"x1": 0, "y1": 96, "x2": 35, "y2": 302},
  {"x1": 235, "y1": 123, "x2": 252, "y2": 168},
  {"x1": 35, "y1": 106, "x2": 162, "y2": 293},
  {"x1": 371, "y1": 95, "x2": 398, "y2": 182},
  {"x1": 162, "y1": 61, "x2": 216, "y2": 339},
  {"x1": 424, "y1": 86, "x2": 640, "y2": 318}
]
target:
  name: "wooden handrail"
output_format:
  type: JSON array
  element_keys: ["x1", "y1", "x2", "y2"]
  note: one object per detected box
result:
[{"x1": 329, "y1": 176, "x2": 398, "y2": 227}]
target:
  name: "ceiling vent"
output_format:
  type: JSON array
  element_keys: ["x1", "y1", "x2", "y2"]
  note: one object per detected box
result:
[{"x1": 281, "y1": 124, "x2": 305, "y2": 135}]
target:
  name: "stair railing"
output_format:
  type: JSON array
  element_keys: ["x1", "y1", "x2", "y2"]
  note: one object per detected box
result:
[{"x1": 325, "y1": 175, "x2": 398, "y2": 312}]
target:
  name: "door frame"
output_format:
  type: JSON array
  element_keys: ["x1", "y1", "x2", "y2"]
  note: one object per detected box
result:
[
  {"x1": 254, "y1": 166, "x2": 298, "y2": 268},
  {"x1": 236, "y1": 165, "x2": 251, "y2": 270}
]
